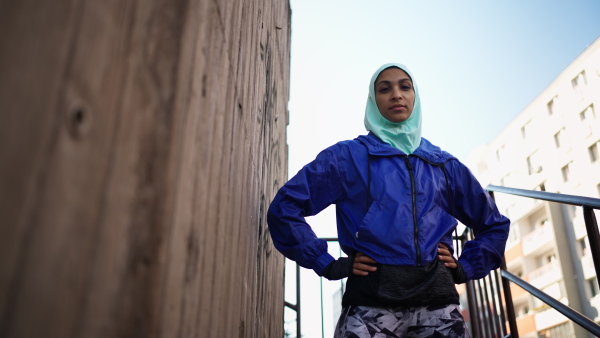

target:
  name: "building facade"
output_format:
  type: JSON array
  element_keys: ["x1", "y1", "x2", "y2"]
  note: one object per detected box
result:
[{"x1": 465, "y1": 37, "x2": 600, "y2": 337}]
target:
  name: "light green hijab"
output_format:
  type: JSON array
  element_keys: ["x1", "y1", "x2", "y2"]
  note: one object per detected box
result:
[{"x1": 364, "y1": 63, "x2": 422, "y2": 154}]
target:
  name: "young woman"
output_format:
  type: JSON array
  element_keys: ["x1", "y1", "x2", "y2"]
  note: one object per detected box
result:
[{"x1": 267, "y1": 63, "x2": 510, "y2": 337}]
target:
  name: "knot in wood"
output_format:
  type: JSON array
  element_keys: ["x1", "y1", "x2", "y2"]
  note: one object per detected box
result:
[{"x1": 66, "y1": 104, "x2": 91, "y2": 139}]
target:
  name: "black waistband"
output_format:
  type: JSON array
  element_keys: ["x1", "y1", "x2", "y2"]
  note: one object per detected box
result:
[{"x1": 342, "y1": 259, "x2": 460, "y2": 307}]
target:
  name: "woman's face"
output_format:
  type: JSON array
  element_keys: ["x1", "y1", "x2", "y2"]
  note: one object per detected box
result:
[{"x1": 374, "y1": 67, "x2": 415, "y2": 123}]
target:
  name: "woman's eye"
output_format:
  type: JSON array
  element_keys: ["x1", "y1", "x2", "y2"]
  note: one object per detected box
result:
[
  {"x1": 402, "y1": 85, "x2": 412, "y2": 90},
  {"x1": 379, "y1": 87, "x2": 390, "y2": 93}
]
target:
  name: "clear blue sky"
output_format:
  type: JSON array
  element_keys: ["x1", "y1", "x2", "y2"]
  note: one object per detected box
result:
[
  {"x1": 285, "y1": 1, "x2": 600, "y2": 337},
  {"x1": 288, "y1": 0, "x2": 600, "y2": 170}
]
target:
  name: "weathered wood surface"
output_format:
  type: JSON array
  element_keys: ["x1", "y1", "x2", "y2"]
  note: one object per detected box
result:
[{"x1": 0, "y1": 0, "x2": 290, "y2": 337}]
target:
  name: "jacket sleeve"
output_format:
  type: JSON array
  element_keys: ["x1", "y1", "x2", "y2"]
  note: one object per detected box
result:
[
  {"x1": 447, "y1": 160, "x2": 510, "y2": 281},
  {"x1": 267, "y1": 147, "x2": 346, "y2": 276}
]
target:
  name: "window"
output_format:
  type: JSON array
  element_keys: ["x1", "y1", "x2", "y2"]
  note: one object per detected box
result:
[
  {"x1": 589, "y1": 142, "x2": 599, "y2": 163},
  {"x1": 496, "y1": 144, "x2": 505, "y2": 162},
  {"x1": 527, "y1": 151, "x2": 542, "y2": 174},
  {"x1": 580, "y1": 104, "x2": 595, "y2": 122},
  {"x1": 521, "y1": 124, "x2": 528, "y2": 139},
  {"x1": 547, "y1": 97, "x2": 556, "y2": 116},
  {"x1": 579, "y1": 237, "x2": 589, "y2": 256},
  {"x1": 588, "y1": 277, "x2": 599, "y2": 298},
  {"x1": 572, "y1": 70, "x2": 587, "y2": 90},
  {"x1": 521, "y1": 120, "x2": 534, "y2": 140},
  {"x1": 516, "y1": 304, "x2": 529, "y2": 317},
  {"x1": 543, "y1": 252, "x2": 556, "y2": 264},
  {"x1": 554, "y1": 128, "x2": 567, "y2": 148},
  {"x1": 561, "y1": 163, "x2": 571, "y2": 182},
  {"x1": 501, "y1": 172, "x2": 515, "y2": 187}
]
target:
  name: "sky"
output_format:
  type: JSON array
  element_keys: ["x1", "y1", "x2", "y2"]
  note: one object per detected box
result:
[{"x1": 283, "y1": 1, "x2": 600, "y2": 337}]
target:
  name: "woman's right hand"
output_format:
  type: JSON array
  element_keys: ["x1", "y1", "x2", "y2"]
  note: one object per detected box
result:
[{"x1": 353, "y1": 252, "x2": 378, "y2": 276}]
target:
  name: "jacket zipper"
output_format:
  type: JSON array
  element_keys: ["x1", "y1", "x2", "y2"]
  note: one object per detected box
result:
[{"x1": 404, "y1": 156, "x2": 421, "y2": 266}]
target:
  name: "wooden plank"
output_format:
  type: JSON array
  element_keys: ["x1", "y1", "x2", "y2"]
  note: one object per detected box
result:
[{"x1": 0, "y1": 0, "x2": 290, "y2": 337}]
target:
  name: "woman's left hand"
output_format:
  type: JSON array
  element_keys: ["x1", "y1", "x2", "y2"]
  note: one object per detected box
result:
[{"x1": 438, "y1": 243, "x2": 457, "y2": 268}]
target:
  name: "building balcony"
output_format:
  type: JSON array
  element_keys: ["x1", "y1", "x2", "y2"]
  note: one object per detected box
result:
[
  {"x1": 528, "y1": 262, "x2": 562, "y2": 289},
  {"x1": 516, "y1": 313, "x2": 537, "y2": 337},
  {"x1": 510, "y1": 278, "x2": 530, "y2": 300},
  {"x1": 582, "y1": 252, "x2": 596, "y2": 280},
  {"x1": 505, "y1": 241, "x2": 523, "y2": 265},
  {"x1": 573, "y1": 214, "x2": 587, "y2": 240},
  {"x1": 522, "y1": 225, "x2": 554, "y2": 256},
  {"x1": 532, "y1": 282, "x2": 563, "y2": 310},
  {"x1": 534, "y1": 307, "x2": 569, "y2": 331}
]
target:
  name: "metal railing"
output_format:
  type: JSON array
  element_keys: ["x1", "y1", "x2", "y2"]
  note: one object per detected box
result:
[
  {"x1": 454, "y1": 227, "x2": 509, "y2": 337},
  {"x1": 487, "y1": 184, "x2": 600, "y2": 338},
  {"x1": 284, "y1": 238, "x2": 340, "y2": 338},
  {"x1": 283, "y1": 185, "x2": 600, "y2": 337}
]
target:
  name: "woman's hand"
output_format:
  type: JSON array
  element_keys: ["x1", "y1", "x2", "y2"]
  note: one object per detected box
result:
[
  {"x1": 438, "y1": 243, "x2": 457, "y2": 268},
  {"x1": 353, "y1": 252, "x2": 378, "y2": 276},
  {"x1": 439, "y1": 243, "x2": 468, "y2": 284}
]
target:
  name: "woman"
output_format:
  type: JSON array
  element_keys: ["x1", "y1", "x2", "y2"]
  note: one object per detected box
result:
[{"x1": 267, "y1": 63, "x2": 510, "y2": 337}]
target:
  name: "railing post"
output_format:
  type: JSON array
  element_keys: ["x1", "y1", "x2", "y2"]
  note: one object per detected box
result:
[
  {"x1": 489, "y1": 190, "x2": 519, "y2": 338},
  {"x1": 583, "y1": 206, "x2": 600, "y2": 291},
  {"x1": 501, "y1": 260, "x2": 519, "y2": 338},
  {"x1": 296, "y1": 263, "x2": 301, "y2": 338},
  {"x1": 494, "y1": 269, "x2": 508, "y2": 337},
  {"x1": 466, "y1": 281, "x2": 480, "y2": 338}
]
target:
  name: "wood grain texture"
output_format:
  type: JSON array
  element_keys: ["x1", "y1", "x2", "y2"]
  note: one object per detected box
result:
[{"x1": 0, "y1": 0, "x2": 290, "y2": 337}]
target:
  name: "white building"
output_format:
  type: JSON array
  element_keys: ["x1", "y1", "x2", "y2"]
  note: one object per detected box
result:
[{"x1": 465, "y1": 36, "x2": 600, "y2": 337}]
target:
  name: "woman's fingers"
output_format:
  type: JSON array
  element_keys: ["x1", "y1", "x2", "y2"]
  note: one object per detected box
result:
[
  {"x1": 352, "y1": 247, "x2": 458, "y2": 275},
  {"x1": 355, "y1": 253, "x2": 377, "y2": 264},
  {"x1": 353, "y1": 252, "x2": 377, "y2": 275},
  {"x1": 438, "y1": 243, "x2": 457, "y2": 268}
]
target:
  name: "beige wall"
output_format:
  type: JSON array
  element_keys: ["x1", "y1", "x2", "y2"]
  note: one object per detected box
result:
[{"x1": 0, "y1": 1, "x2": 290, "y2": 337}]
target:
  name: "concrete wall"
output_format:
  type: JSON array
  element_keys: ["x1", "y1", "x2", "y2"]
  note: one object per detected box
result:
[{"x1": 0, "y1": 0, "x2": 290, "y2": 337}]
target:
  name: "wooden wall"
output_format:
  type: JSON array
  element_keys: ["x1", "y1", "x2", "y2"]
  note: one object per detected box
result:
[{"x1": 0, "y1": 0, "x2": 290, "y2": 337}]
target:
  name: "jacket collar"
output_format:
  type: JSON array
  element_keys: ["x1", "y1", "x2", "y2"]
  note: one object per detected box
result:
[{"x1": 356, "y1": 132, "x2": 455, "y2": 164}]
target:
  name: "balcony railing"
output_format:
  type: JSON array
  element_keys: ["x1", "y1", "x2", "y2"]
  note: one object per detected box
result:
[
  {"x1": 488, "y1": 185, "x2": 600, "y2": 337},
  {"x1": 521, "y1": 224, "x2": 554, "y2": 256},
  {"x1": 581, "y1": 252, "x2": 596, "y2": 280},
  {"x1": 528, "y1": 261, "x2": 562, "y2": 289}
]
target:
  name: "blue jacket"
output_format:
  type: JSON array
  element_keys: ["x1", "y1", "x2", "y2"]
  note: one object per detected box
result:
[{"x1": 267, "y1": 133, "x2": 510, "y2": 281}]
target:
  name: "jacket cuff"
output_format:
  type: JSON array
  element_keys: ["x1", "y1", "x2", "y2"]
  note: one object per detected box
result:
[
  {"x1": 458, "y1": 258, "x2": 474, "y2": 281},
  {"x1": 314, "y1": 252, "x2": 335, "y2": 276}
]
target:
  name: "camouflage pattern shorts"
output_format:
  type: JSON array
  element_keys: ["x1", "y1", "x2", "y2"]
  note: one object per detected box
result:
[{"x1": 334, "y1": 304, "x2": 470, "y2": 338}]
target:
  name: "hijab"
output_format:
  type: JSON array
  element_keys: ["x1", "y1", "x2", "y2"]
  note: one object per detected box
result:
[{"x1": 364, "y1": 63, "x2": 422, "y2": 154}]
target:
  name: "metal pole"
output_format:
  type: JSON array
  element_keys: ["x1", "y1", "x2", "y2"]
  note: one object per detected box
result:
[
  {"x1": 488, "y1": 272, "x2": 502, "y2": 335},
  {"x1": 476, "y1": 279, "x2": 492, "y2": 338},
  {"x1": 320, "y1": 277, "x2": 325, "y2": 338},
  {"x1": 500, "y1": 260, "x2": 518, "y2": 338},
  {"x1": 489, "y1": 189, "x2": 518, "y2": 337},
  {"x1": 466, "y1": 280, "x2": 480, "y2": 338},
  {"x1": 583, "y1": 206, "x2": 600, "y2": 292},
  {"x1": 494, "y1": 269, "x2": 508, "y2": 337},
  {"x1": 296, "y1": 263, "x2": 301, "y2": 338}
]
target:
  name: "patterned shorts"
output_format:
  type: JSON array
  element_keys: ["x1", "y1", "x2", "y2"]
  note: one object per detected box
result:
[{"x1": 334, "y1": 304, "x2": 470, "y2": 338}]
